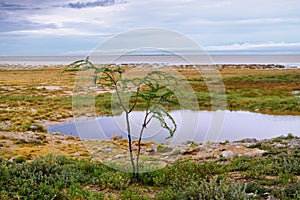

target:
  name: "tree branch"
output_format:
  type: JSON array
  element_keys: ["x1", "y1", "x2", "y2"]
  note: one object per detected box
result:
[{"x1": 129, "y1": 86, "x2": 140, "y2": 113}]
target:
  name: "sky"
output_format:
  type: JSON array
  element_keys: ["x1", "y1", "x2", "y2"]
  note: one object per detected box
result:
[{"x1": 0, "y1": 0, "x2": 300, "y2": 56}]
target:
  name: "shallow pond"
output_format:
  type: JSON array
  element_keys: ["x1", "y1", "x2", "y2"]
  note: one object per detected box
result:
[{"x1": 46, "y1": 110, "x2": 300, "y2": 143}]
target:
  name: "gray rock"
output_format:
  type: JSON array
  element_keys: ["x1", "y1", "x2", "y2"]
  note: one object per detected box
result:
[
  {"x1": 103, "y1": 148, "x2": 112, "y2": 153},
  {"x1": 245, "y1": 149, "x2": 266, "y2": 156},
  {"x1": 114, "y1": 154, "x2": 126, "y2": 159},
  {"x1": 247, "y1": 192, "x2": 256, "y2": 197},
  {"x1": 221, "y1": 150, "x2": 234, "y2": 158},
  {"x1": 289, "y1": 139, "x2": 300, "y2": 148},
  {"x1": 183, "y1": 146, "x2": 208, "y2": 155},
  {"x1": 292, "y1": 90, "x2": 300, "y2": 95},
  {"x1": 29, "y1": 125, "x2": 38, "y2": 130},
  {"x1": 24, "y1": 138, "x2": 42, "y2": 144},
  {"x1": 273, "y1": 143, "x2": 287, "y2": 148},
  {"x1": 236, "y1": 138, "x2": 257, "y2": 143}
]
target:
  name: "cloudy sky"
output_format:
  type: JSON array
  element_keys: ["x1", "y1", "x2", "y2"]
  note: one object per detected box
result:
[{"x1": 0, "y1": 0, "x2": 300, "y2": 56}]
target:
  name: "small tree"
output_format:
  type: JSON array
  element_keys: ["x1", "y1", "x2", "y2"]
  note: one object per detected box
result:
[{"x1": 65, "y1": 57, "x2": 178, "y2": 177}]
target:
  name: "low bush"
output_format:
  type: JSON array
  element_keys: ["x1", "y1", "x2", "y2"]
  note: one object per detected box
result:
[{"x1": 0, "y1": 150, "x2": 299, "y2": 199}]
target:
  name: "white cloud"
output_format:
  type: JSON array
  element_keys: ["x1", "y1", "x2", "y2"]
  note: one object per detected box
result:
[
  {"x1": 185, "y1": 18, "x2": 300, "y2": 26},
  {"x1": 0, "y1": 0, "x2": 300, "y2": 55},
  {"x1": 65, "y1": 0, "x2": 126, "y2": 9},
  {"x1": 0, "y1": 28, "x2": 102, "y2": 36},
  {"x1": 206, "y1": 42, "x2": 300, "y2": 51}
]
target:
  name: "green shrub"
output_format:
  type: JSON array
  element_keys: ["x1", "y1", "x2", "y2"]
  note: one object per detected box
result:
[
  {"x1": 14, "y1": 156, "x2": 26, "y2": 164},
  {"x1": 271, "y1": 137, "x2": 283, "y2": 143},
  {"x1": 100, "y1": 171, "x2": 131, "y2": 190},
  {"x1": 281, "y1": 182, "x2": 300, "y2": 199},
  {"x1": 245, "y1": 183, "x2": 271, "y2": 196},
  {"x1": 0, "y1": 165, "x2": 9, "y2": 183},
  {"x1": 0, "y1": 154, "x2": 108, "y2": 199},
  {"x1": 152, "y1": 161, "x2": 226, "y2": 187},
  {"x1": 286, "y1": 133, "x2": 294, "y2": 140},
  {"x1": 119, "y1": 188, "x2": 150, "y2": 200},
  {"x1": 156, "y1": 177, "x2": 249, "y2": 200},
  {"x1": 230, "y1": 156, "x2": 253, "y2": 171},
  {"x1": 157, "y1": 145, "x2": 173, "y2": 153},
  {"x1": 66, "y1": 183, "x2": 105, "y2": 200},
  {"x1": 277, "y1": 172, "x2": 297, "y2": 184}
]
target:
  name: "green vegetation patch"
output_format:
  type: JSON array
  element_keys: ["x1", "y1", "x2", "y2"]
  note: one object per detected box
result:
[{"x1": 0, "y1": 142, "x2": 299, "y2": 200}]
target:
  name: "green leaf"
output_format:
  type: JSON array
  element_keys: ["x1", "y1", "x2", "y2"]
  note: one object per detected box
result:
[{"x1": 150, "y1": 104, "x2": 177, "y2": 139}]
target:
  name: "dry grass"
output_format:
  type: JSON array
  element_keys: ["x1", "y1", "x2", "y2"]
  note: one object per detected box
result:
[{"x1": 0, "y1": 131, "x2": 89, "y2": 160}]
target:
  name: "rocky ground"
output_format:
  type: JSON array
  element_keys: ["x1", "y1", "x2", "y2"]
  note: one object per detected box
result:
[
  {"x1": 85, "y1": 134, "x2": 300, "y2": 171},
  {"x1": 1, "y1": 131, "x2": 299, "y2": 165}
]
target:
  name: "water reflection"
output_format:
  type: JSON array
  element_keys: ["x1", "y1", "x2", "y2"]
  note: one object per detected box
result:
[{"x1": 47, "y1": 110, "x2": 300, "y2": 143}]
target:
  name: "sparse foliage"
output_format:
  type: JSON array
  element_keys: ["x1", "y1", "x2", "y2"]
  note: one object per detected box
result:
[{"x1": 65, "y1": 57, "x2": 178, "y2": 175}]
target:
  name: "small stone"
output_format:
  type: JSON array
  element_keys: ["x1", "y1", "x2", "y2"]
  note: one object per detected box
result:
[
  {"x1": 56, "y1": 114, "x2": 63, "y2": 118},
  {"x1": 114, "y1": 154, "x2": 125, "y2": 159},
  {"x1": 245, "y1": 149, "x2": 266, "y2": 156},
  {"x1": 234, "y1": 145, "x2": 243, "y2": 149},
  {"x1": 29, "y1": 125, "x2": 38, "y2": 130},
  {"x1": 247, "y1": 192, "x2": 256, "y2": 197},
  {"x1": 221, "y1": 150, "x2": 234, "y2": 158},
  {"x1": 292, "y1": 90, "x2": 300, "y2": 95},
  {"x1": 289, "y1": 139, "x2": 300, "y2": 148},
  {"x1": 103, "y1": 148, "x2": 112, "y2": 153},
  {"x1": 273, "y1": 143, "x2": 287, "y2": 148},
  {"x1": 24, "y1": 138, "x2": 42, "y2": 144}
]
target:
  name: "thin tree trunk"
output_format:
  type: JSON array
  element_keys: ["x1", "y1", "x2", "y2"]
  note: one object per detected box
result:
[
  {"x1": 125, "y1": 111, "x2": 135, "y2": 174},
  {"x1": 110, "y1": 77, "x2": 136, "y2": 174},
  {"x1": 136, "y1": 110, "x2": 150, "y2": 177},
  {"x1": 136, "y1": 125, "x2": 145, "y2": 176}
]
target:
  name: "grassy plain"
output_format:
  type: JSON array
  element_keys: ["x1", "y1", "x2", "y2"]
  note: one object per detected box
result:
[{"x1": 0, "y1": 66, "x2": 299, "y2": 131}]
